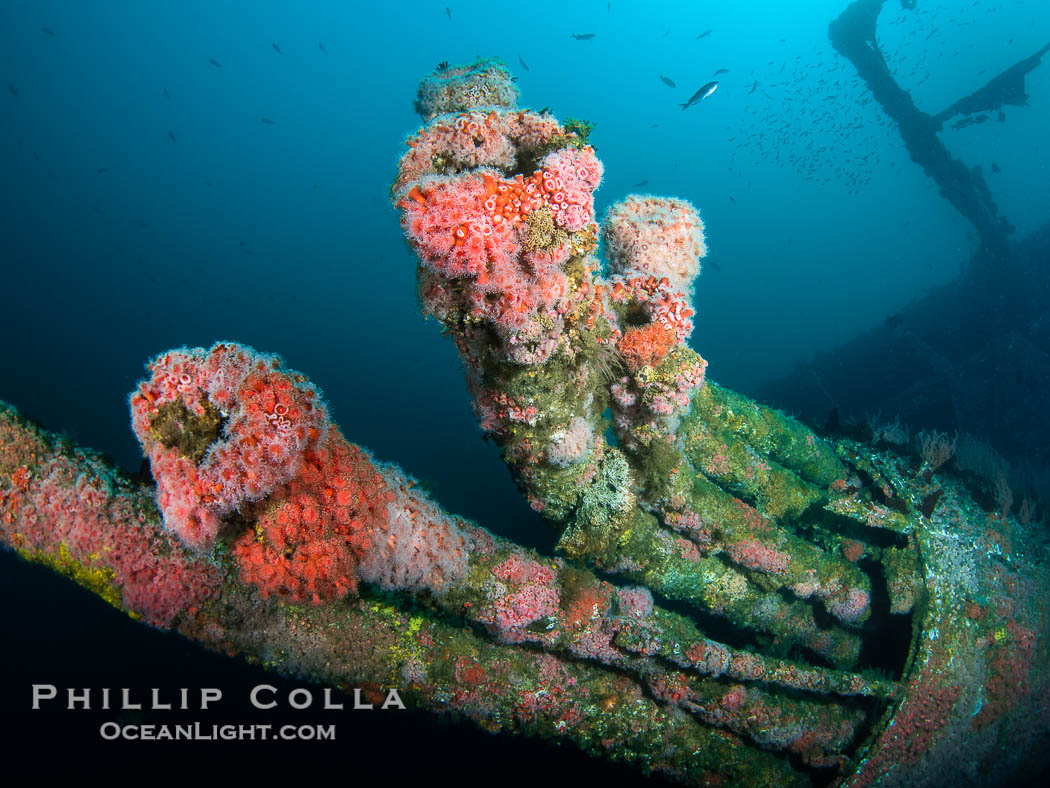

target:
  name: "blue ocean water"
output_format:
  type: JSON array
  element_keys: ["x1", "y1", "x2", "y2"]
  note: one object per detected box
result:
[{"x1": 1, "y1": 1, "x2": 1048, "y2": 783}]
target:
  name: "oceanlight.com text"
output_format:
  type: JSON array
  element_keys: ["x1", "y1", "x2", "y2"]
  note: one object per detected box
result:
[{"x1": 99, "y1": 722, "x2": 336, "y2": 741}]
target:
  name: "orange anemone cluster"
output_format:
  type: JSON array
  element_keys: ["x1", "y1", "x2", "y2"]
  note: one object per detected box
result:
[
  {"x1": 617, "y1": 323, "x2": 677, "y2": 370},
  {"x1": 610, "y1": 275, "x2": 672, "y2": 302},
  {"x1": 476, "y1": 168, "x2": 574, "y2": 227},
  {"x1": 231, "y1": 429, "x2": 394, "y2": 604},
  {"x1": 130, "y1": 343, "x2": 329, "y2": 550},
  {"x1": 393, "y1": 104, "x2": 566, "y2": 195},
  {"x1": 404, "y1": 165, "x2": 578, "y2": 253},
  {"x1": 610, "y1": 275, "x2": 696, "y2": 345}
]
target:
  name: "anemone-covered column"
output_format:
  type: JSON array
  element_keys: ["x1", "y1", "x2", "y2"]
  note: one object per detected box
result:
[{"x1": 392, "y1": 60, "x2": 877, "y2": 667}]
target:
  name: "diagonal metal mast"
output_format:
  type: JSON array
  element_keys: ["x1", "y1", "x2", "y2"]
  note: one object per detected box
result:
[{"x1": 829, "y1": 0, "x2": 1046, "y2": 262}]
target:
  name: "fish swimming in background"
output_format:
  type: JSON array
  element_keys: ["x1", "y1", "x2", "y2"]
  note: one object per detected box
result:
[
  {"x1": 660, "y1": 75, "x2": 676, "y2": 88},
  {"x1": 729, "y1": 195, "x2": 736, "y2": 204},
  {"x1": 680, "y1": 80, "x2": 718, "y2": 109},
  {"x1": 7, "y1": 83, "x2": 16, "y2": 96},
  {"x1": 991, "y1": 162, "x2": 1001, "y2": 173},
  {"x1": 163, "y1": 87, "x2": 171, "y2": 100},
  {"x1": 260, "y1": 117, "x2": 275, "y2": 124},
  {"x1": 446, "y1": 7, "x2": 451, "y2": 20},
  {"x1": 209, "y1": 58, "x2": 222, "y2": 68},
  {"x1": 633, "y1": 179, "x2": 649, "y2": 187},
  {"x1": 96, "y1": 168, "x2": 108, "y2": 174},
  {"x1": 707, "y1": 260, "x2": 722, "y2": 271},
  {"x1": 696, "y1": 29, "x2": 712, "y2": 39},
  {"x1": 747, "y1": 79, "x2": 758, "y2": 94},
  {"x1": 272, "y1": 42, "x2": 282, "y2": 54},
  {"x1": 318, "y1": 41, "x2": 326, "y2": 54},
  {"x1": 572, "y1": 33, "x2": 596, "y2": 40},
  {"x1": 713, "y1": 68, "x2": 729, "y2": 76},
  {"x1": 41, "y1": 27, "x2": 56, "y2": 36},
  {"x1": 168, "y1": 130, "x2": 176, "y2": 142},
  {"x1": 518, "y1": 53, "x2": 530, "y2": 72}
]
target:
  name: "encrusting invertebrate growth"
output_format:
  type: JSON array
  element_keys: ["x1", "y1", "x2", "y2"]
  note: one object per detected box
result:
[{"x1": 2, "y1": 59, "x2": 1049, "y2": 786}]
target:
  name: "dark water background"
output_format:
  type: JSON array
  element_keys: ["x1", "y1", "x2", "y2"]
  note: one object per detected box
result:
[{"x1": 1, "y1": 0, "x2": 1048, "y2": 784}]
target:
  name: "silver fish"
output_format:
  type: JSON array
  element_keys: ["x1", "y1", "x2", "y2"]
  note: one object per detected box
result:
[{"x1": 680, "y1": 81, "x2": 718, "y2": 109}]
